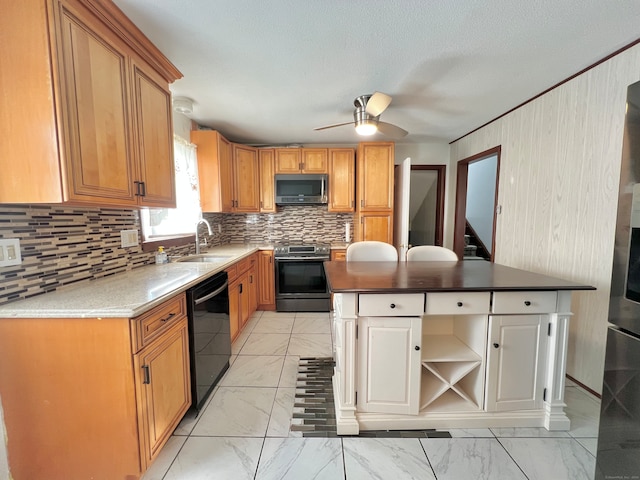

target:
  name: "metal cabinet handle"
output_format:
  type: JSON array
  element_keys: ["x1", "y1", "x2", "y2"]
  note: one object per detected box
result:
[
  {"x1": 457, "y1": 302, "x2": 463, "y2": 307},
  {"x1": 161, "y1": 312, "x2": 176, "y2": 322},
  {"x1": 142, "y1": 365, "x2": 150, "y2": 384},
  {"x1": 524, "y1": 301, "x2": 531, "y2": 306},
  {"x1": 389, "y1": 303, "x2": 396, "y2": 309},
  {"x1": 493, "y1": 343, "x2": 500, "y2": 349},
  {"x1": 415, "y1": 345, "x2": 420, "y2": 351}
]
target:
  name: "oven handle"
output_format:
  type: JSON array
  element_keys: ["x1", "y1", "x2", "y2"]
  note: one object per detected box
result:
[
  {"x1": 275, "y1": 256, "x2": 330, "y2": 262},
  {"x1": 194, "y1": 280, "x2": 229, "y2": 305}
]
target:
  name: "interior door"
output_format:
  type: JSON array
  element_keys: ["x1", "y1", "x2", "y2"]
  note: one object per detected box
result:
[{"x1": 393, "y1": 157, "x2": 411, "y2": 261}]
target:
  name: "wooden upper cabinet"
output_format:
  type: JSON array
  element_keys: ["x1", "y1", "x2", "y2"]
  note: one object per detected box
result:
[
  {"x1": 301, "y1": 148, "x2": 328, "y2": 173},
  {"x1": 0, "y1": 0, "x2": 181, "y2": 206},
  {"x1": 357, "y1": 142, "x2": 394, "y2": 211},
  {"x1": 192, "y1": 130, "x2": 233, "y2": 212},
  {"x1": 275, "y1": 148, "x2": 302, "y2": 173},
  {"x1": 275, "y1": 148, "x2": 328, "y2": 173},
  {"x1": 328, "y1": 148, "x2": 355, "y2": 212},
  {"x1": 259, "y1": 149, "x2": 276, "y2": 212},
  {"x1": 131, "y1": 58, "x2": 176, "y2": 207},
  {"x1": 233, "y1": 144, "x2": 260, "y2": 212}
]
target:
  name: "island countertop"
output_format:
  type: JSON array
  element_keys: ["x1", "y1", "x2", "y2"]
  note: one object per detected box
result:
[{"x1": 324, "y1": 260, "x2": 595, "y2": 293}]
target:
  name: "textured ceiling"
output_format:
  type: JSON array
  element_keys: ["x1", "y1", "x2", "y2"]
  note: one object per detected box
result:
[{"x1": 113, "y1": 0, "x2": 640, "y2": 146}]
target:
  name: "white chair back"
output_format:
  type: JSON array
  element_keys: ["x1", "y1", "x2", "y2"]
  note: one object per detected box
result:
[
  {"x1": 346, "y1": 241, "x2": 398, "y2": 262},
  {"x1": 406, "y1": 245, "x2": 458, "y2": 261}
]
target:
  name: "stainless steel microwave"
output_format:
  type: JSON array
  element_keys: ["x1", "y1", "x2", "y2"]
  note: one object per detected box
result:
[{"x1": 274, "y1": 174, "x2": 328, "y2": 205}]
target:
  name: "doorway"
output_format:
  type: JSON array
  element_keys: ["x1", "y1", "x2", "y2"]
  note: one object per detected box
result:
[
  {"x1": 453, "y1": 147, "x2": 500, "y2": 261},
  {"x1": 408, "y1": 166, "x2": 446, "y2": 247}
]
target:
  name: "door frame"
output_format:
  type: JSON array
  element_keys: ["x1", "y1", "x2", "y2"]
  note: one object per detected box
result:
[{"x1": 453, "y1": 146, "x2": 501, "y2": 261}]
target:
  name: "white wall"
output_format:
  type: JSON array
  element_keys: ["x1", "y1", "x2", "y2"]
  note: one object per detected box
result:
[{"x1": 450, "y1": 43, "x2": 640, "y2": 392}]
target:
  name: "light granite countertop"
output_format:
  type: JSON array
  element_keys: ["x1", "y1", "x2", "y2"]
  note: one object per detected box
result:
[{"x1": 0, "y1": 244, "x2": 269, "y2": 319}]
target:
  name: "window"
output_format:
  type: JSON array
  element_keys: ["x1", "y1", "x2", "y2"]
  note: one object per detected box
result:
[{"x1": 141, "y1": 136, "x2": 201, "y2": 245}]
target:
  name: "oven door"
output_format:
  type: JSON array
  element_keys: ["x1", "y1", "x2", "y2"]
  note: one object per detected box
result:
[{"x1": 275, "y1": 257, "x2": 330, "y2": 312}]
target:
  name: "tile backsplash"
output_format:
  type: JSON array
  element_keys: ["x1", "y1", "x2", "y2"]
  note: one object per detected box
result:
[{"x1": 0, "y1": 204, "x2": 353, "y2": 305}]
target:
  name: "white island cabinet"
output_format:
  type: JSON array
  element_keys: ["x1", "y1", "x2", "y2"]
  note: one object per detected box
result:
[{"x1": 326, "y1": 261, "x2": 592, "y2": 435}]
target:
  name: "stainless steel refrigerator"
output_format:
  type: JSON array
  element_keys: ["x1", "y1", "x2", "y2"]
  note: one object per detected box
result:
[{"x1": 595, "y1": 79, "x2": 640, "y2": 479}]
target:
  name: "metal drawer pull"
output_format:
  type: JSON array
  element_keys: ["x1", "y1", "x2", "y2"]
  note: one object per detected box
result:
[
  {"x1": 457, "y1": 302, "x2": 463, "y2": 307},
  {"x1": 161, "y1": 312, "x2": 176, "y2": 322},
  {"x1": 389, "y1": 303, "x2": 396, "y2": 309},
  {"x1": 142, "y1": 365, "x2": 151, "y2": 384},
  {"x1": 524, "y1": 301, "x2": 532, "y2": 306},
  {"x1": 415, "y1": 345, "x2": 420, "y2": 351}
]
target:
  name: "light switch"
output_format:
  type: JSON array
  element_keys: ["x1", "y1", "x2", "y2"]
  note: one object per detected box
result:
[{"x1": 0, "y1": 238, "x2": 22, "y2": 267}]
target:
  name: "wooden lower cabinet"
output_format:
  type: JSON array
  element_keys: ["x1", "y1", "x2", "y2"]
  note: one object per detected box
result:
[
  {"x1": 134, "y1": 318, "x2": 190, "y2": 467},
  {"x1": 0, "y1": 294, "x2": 190, "y2": 480},
  {"x1": 331, "y1": 249, "x2": 347, "y2": 261},
  {"x1": 228, "y1": 252, "x2": 260, "y2": 341},
  {"x1": 258, "y1": 250, "x2": 276, "y2": 310}
]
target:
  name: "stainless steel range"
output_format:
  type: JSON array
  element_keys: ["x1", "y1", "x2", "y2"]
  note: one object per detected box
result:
[{"x1": 274, "y1": 243, "x2": 331, "y2": 312}]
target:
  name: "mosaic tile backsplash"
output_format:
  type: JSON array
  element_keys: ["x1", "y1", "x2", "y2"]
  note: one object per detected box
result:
[{"x1": 0, "y1": 204, "x2": 353, "y2": 305}]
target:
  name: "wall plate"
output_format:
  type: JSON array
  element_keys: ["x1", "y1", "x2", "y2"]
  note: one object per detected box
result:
[
  {"x1": 120, "y1": 230, "x2": 139, "y2": 248},
  {"x1": 0, "y1": 238, "x2": 22, "y2": 267}
]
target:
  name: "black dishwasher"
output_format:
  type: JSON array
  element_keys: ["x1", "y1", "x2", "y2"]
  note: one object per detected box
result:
[{"x1": 186, "y1": 271, "x2": 231, "y2": 411}]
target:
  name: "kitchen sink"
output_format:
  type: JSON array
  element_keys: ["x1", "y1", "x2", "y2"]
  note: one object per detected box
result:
[{"x1": 177, "y1": 255, "x2": 232, "y2": 263}]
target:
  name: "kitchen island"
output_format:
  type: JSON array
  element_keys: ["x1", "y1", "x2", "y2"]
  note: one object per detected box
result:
[{"x1": 324, "y1": 260, "x2": 594, "y2": 435}]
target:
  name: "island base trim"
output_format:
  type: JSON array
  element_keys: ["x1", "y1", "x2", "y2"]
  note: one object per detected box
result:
[
  {"x1": 333, "y1": 374, "x2": 360, "y2": 435},
  {"x1": 354, "y1": 410, "x2": 560, "y2": 432}
]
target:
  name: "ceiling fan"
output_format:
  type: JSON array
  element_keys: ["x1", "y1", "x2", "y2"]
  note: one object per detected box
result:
[{"x1": 314, "y1": 92, "x2": 408, "y2": 138}]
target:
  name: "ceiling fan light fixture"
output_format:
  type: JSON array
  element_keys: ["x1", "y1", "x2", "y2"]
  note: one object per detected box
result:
[
  {"x1": 353, "y1": 106, "x2": 379, "y2": 136},
  {"x1": 355, "y1": 122, "x2": 378, "y2": 136}
]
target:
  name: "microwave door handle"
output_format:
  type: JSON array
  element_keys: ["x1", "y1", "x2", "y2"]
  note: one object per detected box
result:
[{"x1": 322, "y1": 177, "x2": 326, "y2": 202}]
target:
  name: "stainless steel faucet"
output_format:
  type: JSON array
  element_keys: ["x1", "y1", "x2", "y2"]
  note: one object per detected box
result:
[{"x1": 195, "y1": 219, "x2": 213, "y2": 254}]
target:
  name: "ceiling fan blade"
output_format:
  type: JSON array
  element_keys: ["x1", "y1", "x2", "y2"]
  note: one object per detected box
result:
[
  {"x1": 365, "y1": 91, "x2": 392, "y2": 116},
  {"x1": 377, "y1": 121, "x2": 408, "y2": 138},
  {"x1": 314, "y1": 121, "x2": 354, "y2": 131}
]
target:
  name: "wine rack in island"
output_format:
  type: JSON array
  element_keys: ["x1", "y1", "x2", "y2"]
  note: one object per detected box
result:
[{"x1": 420, "y1": 314, "x2": 488, "y2": 412}]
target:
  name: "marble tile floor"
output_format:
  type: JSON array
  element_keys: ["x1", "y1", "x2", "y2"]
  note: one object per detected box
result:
[{"x1": 142, "y1": 310, "x2": 602, "y2": 480}]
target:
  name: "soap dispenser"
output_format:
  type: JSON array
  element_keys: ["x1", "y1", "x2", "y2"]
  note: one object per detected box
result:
[{"x1": 155, "y1": 246, "x2": 168, "y2": 264}]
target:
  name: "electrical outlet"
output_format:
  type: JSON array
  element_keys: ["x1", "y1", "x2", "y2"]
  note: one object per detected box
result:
[
  {"x1": 217, "y1": 224, "x2": 222, "y2": 233},
  {"x1": 0, "y1": 239, "x2": 22, "y2": 267},
  {"x1": 120, "y1": 229, "x2": 139, "y2": 248}
]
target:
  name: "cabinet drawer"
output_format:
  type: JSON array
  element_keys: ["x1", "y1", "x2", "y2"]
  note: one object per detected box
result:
[
  {"x1": 425, "y1": 292, "x2": 490, "y2": 315},
  {"x1": 132, "y1": 294, "x2": 187, "y2": 352},
  {"x1": 235, "y1": 256, "x2": 252, "y2": 274},
  {"x1": 492, "y1": 291, "x2": 558, "y2": 314},
  {"x1": 359, "y1": 294, "x2": 424, "y2": 316},
  {"x1": 226, "y1": 264, "x2": 238, "y2": 281}
]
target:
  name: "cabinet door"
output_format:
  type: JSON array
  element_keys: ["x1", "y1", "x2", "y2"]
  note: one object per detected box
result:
[
  {"x1": 229, "y1": 279, "x2": 241, "y2": 341},
  {"x1": 258, "y1": 250, "x2": 276, "y2": 309},
  {"x1": 357, "y1": 142, "x2": 394, "y2": 211},
  {"x1": 275, "y1": 149, "x2": 301, "y2": 173},
  {"x1": 485, "y1": 315, "x2": 548, "y2": 412},
  {"x1": 131, "y1": 59, "x2": 176, "y2": 207},
  {"x1": 357, "y1": 316, "x2": 422, "y2": 414},
  {"x1": 301, "y1": 148, "x2": 328, "y2": 173},
  {"x1": 259, "y1": 149, "x2": 276, "y2": 212},
  {"x1": 233, "y1": 144, "x2": 260, "y2": 212},
  {"x1": 248, "y1": 265, "x2": 258, "y2": 314},
  {"x1": 134, "y1": 318, "x2": 191, "y2": 467},
  {"x1": 239, "y1": 271, "x2": 251, "y2": 328},
  {"x1": 328, "y1": 149, "x2": 355, "y2": 212},
  {"x1": 359, "y1": 212, "x2": 393, "y2": 243},
  {"x1": 58, "y1": 5, "x2": 137, "y2": 205}
]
